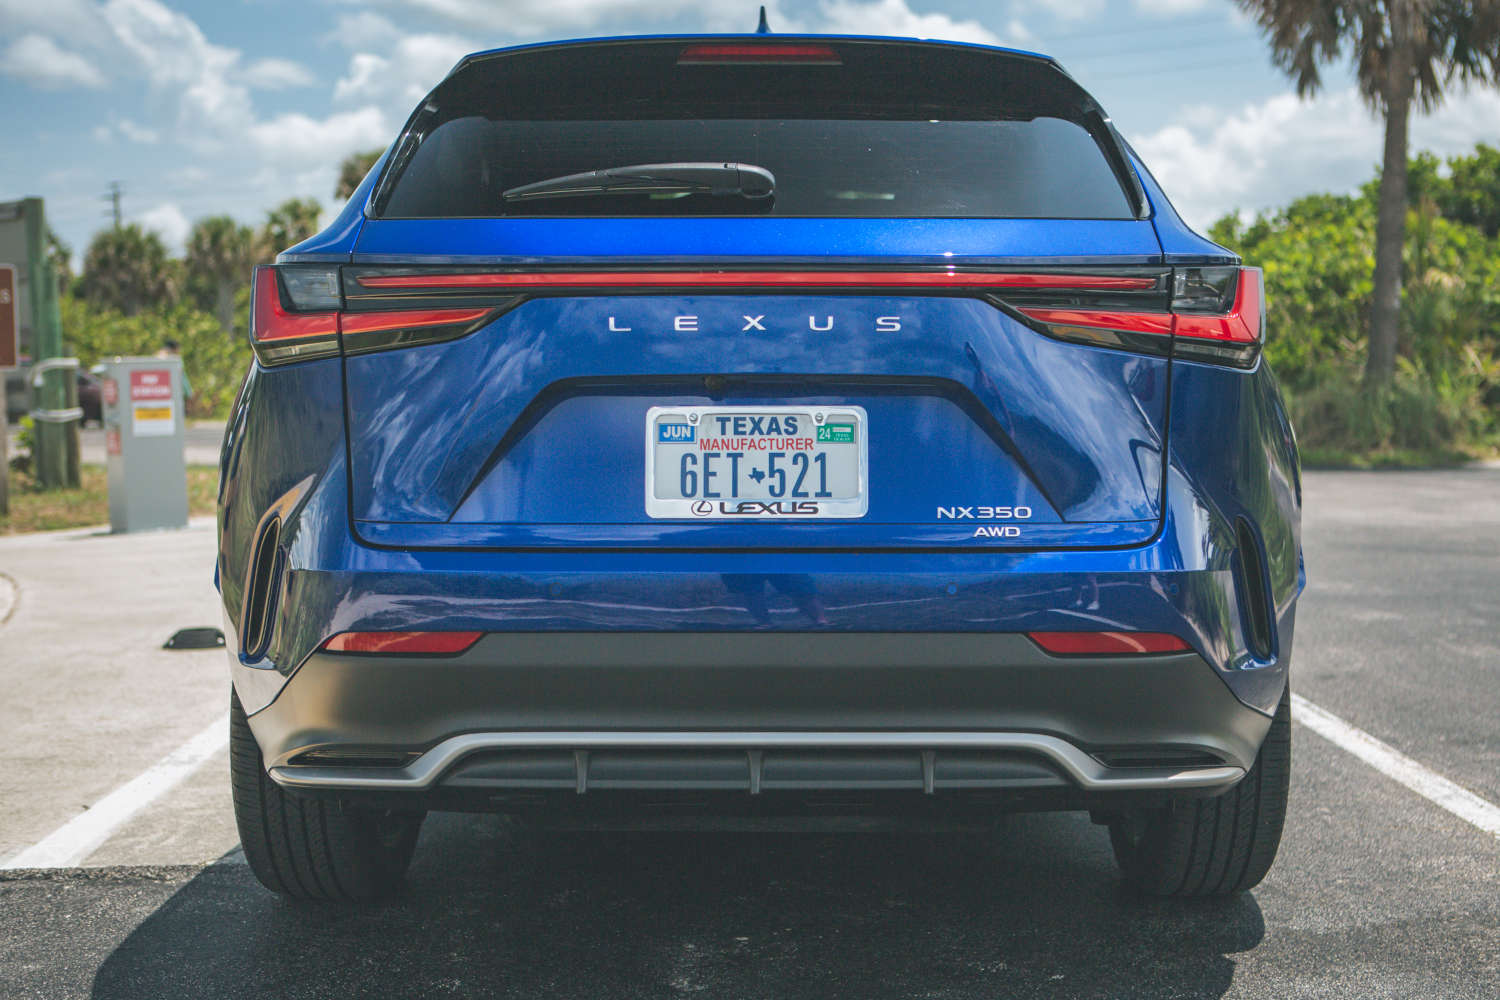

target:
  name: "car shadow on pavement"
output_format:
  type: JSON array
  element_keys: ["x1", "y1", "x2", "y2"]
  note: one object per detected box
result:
[{"x1": 90, "y1": 811, "x2": 1263, "y2": 999}]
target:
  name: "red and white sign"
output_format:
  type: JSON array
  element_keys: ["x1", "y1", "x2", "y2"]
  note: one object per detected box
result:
[
  {"x1": 101, "y1": 377, "x2": 118, "y2": 407},
  {"x1": 105, "y1": 427, "x2": 122, "y2": 456},
  {"x1": 129, "y1": 368, "x2": 175, "y2": 436},
  {"x1": 130, "y1": 369, "x2": 172, "y2": 400}
]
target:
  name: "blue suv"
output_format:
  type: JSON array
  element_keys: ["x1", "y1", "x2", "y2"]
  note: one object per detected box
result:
[{"x1": 220, "y1": 34, "x2": 1302, "y2": 900}]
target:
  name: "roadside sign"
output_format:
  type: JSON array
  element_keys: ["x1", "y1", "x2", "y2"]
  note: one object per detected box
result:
[
  {"x1": 0, "y1": 265, "x2": 15, "y2": 369},
  {"x1": 103, "y1": 357, "x2": 187, "y2": 531},
  {"x1": 129, "y1": 368, "x2": 175, "y2": 437}
]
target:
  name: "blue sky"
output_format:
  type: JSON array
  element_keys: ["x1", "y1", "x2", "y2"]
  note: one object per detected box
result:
[{"x1": 3, "y1": 0, "x2": 1498, "y2": 262}]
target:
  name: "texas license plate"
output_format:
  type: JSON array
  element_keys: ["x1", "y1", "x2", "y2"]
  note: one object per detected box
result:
[{"x1": 645, "y1": 405, "x2": 868, "y2": 519}]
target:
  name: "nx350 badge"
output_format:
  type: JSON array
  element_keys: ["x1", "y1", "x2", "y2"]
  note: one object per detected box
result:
[
  {"x1": 936, "y1": 505, "x2": 1034, "y2": 519},
  {"x1": 693, "y1": 500, "x2": 820, "y2": 517}
]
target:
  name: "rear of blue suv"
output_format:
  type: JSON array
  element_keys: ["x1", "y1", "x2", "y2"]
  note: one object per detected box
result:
[{"x1": 219, "y1": 36, "x2": 1302, "y2": 901}]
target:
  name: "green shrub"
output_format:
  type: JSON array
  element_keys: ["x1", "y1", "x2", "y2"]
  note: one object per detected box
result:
[
  {"x1": 61, "y1": 295, "x2": 252, "y2": 419},
  {"x1": 1288, "y1": 351, "x2": 1496, "y2": 463}
]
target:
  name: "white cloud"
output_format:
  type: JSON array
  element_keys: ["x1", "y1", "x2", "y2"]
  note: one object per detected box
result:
[
  {"x1": 1133, "y1": 0, "x2": 1213, "y2": 13},
  {"x1": 247, "y1": 106, "x2": 391, "y2": 168},
  {"x1": 816, "y1": 0, "x2": 1004, "y2": 44},
  {"x1": 334, "y1": 33, "x2": 471, "y2": 104},
  {"x1": 244, "y1": 57, "x2": 316, "y2": 90},
  {"x1": 1028, "y1": 0, "x2": 1107, "y2": 21},
  {"x1": 0, "y1": 0, "x2": 116, "y2": 48},
  {"x1": 101, "y1": 0, "x2": 255, "y2": 141},
  {"x1": 1131, "y1": 85, "x2": 1500, "y2": 231},
  {"x1": 137, "y1": 201, "x2": 190, "y2": 250},
  {"x1": 116, "y1": 119, "x2": 159, "y2": 143},
  {"x1": 0, "y1": 34, "x2": 106, "y2": 89},
  {"x1": 362, "y1": 0, "x2": 703, "y2": 35},
  {"x1": 328, "y1": 11, "x2": 404, "y2": 49}
]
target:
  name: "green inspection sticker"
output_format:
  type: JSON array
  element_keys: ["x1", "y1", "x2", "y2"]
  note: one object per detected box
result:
[{"x1": 816, "y1": 422, "x2": 856, "y2": 444}]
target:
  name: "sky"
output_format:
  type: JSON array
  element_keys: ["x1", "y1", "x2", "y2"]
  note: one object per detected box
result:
[{"x1": 2, "y1": 0, "x2": 1498, "y2": 264}]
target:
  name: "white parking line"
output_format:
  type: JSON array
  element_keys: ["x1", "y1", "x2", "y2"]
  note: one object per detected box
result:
[
  {"x1": 0, "y1": 715, "x2": 228, "y2": 870},
  {"x1": 1293, "y1": 693, "x2": 1500, "y2": 840}
]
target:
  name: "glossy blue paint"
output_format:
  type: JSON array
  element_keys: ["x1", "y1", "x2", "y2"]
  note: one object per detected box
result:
[
  {"x1": 276, "y1": 147, "x2": 387, "y2": 263},
  {"x1": 343, "y1": 295, "x2": 1167, "y2": 545},
  {"x1": 218, "y1": 32, "x2": 1302, "y2": 733},
  {"x1": 351, "y1": 218, "x2": 1164, "y2": 265}
]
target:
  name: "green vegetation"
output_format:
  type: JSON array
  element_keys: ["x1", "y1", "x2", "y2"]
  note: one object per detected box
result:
[
  {"x1": 0, "y1": 464, "x2": 219, "y2": 535},
  {"x1": 1234, "y1": 0, "x2": 1500, "y2": 388},
  {"x1": 1212, "y1": 144, "x2": 1500, "y2": 466},
  {"x1": 62, "y1": 296, "x2": 252, "y2": 419},
  {"x1": 53, "y1": 164, "x2": 360, "y2": 421}
]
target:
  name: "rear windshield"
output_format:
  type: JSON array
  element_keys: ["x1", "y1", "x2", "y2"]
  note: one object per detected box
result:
[{"x1": 377, "y1": 40, "x2": 1136, "y2": 221}]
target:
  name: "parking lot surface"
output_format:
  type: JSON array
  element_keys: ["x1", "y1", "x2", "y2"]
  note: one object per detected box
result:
[{"x1": 0, "y1": 469, "x2": 1496, "y2": 999}]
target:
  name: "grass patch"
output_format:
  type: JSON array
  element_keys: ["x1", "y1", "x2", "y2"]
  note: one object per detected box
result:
[
  {"x1": 1, "y1": 464, "x2": 218, "y2": 535},
  {"x1": 1299, "y1": 445, "x2": 1486, "y2": 469}
]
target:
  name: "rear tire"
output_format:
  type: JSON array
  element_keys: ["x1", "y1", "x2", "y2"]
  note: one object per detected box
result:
[
  {"x1": 1108, "y1": 685, "x2": 1291, "y2": 897},
  {"x1": 230, "y1": 691, "x2": 424, "y2": 901}
]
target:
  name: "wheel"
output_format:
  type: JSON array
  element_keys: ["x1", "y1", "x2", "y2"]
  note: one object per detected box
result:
[
  {"x1": 230, "y1": 690, "x2": 424, "y2": 901},
  {"x1": 1108, "y1": 685, "x2": 1291, "y2": 897}
]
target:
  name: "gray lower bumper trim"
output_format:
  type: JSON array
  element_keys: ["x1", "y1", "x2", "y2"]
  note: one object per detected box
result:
[{"x1": 269, "y1": 731, "x2": 1245, "y2": 794}]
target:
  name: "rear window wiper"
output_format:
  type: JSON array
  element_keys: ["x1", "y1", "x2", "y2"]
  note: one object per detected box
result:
[{"x1": 501, "y1": 162, "x2": 775, "y2": 203}]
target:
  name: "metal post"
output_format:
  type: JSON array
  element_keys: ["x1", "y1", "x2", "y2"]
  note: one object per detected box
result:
[
  {"x1": 0, "y1": 375, "x2": 8, "y2": 517},
  {"x1": 23, "y1": 198, "x2": 78, "y2": 489}
]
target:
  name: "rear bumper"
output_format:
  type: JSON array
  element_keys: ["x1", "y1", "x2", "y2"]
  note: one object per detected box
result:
[{"x1": 245, "y1": 632, "x2": 1273, "y2": 802}]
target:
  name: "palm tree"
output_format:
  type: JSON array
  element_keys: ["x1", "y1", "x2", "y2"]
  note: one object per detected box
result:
[
  {"x1": 186, "y1": 216, "x2": 257, "y2": 334},
  {"x1": 336, "y1": 149, "x2": 385, "y2": 201},
  {"x1": 262, "y1": 198, "x2": 324, "y2": 258},
  {"x1": 78, "y1": 224, "x2": 177, "y2": 316},
  {"x1": 1235, "y1": 0, "x2": 1500, "y2": 385}
]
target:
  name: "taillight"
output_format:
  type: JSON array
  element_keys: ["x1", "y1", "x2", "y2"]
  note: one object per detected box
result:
[
  {"x1": 249, "y1": 265, "x2": 499, "y2": 366},
  {"x1": 1170, "y1": 266, "x2": 1264, "y2": 366},
  {"x1": 1014, "y1": 266, "x2": 1265, "y2": 368},
  {"x1": 249, "y1": 266, "x2": 339, "y2": 366},
  {"x1": 1026, "y1": 631, "x2": 1190, "y2": 655},
  {"x1": 321, "y1": 631, "x2": 483, "y2": 655},
  {"x1": 677, "y1": 44, "x2": 842, "y2": 65}
]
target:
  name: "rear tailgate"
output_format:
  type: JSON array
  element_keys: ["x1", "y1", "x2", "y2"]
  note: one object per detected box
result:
[{"x1": 339, "y1": 37, "x2": 1170, "y2": 551}]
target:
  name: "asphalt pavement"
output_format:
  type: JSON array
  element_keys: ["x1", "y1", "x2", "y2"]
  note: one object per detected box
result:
[{"x1": 0, "y1": 468, "x2": 1496, "y2": 999}]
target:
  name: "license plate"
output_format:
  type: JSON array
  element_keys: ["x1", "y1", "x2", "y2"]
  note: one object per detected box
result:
[{"x1": 645, "y1": 405, "x2": 868, "y2": 519}]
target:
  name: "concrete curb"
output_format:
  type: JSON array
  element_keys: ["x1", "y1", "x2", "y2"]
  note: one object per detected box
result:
[{"x1": 0, "y1": 515, "x2": 216, "y2": 547}]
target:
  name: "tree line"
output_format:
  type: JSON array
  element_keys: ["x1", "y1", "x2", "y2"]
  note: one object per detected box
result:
[
  {"x1": 1213, "y1": 142, "x2": 1500, "y2": 461},
  {"x1": 59, "y1": 148, "x2": 385, "y2": 336}
]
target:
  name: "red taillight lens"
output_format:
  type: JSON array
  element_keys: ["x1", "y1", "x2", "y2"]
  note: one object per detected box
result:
[
  {"x1": 1026, "y1": 631, "x2": 1190, "y2": 655},
  {"x1": 1015, "y1": 307, "x2": 1173, "y2": 338},
  {"x1": 1172, "y1": 267, "x2": 1262, "y2": 344},
  {"x1": 1015, "y1": 266, "x2": 1264, "y2": 368},
  {"x1": 321, "y1": 631, "x2": 483, "y2": 655},
  {"x1": 677, "y1": 44, "x2": 841, "y2": 65},
  {"x1": 249, "y1": 266, "x2": 339, "y2": 366},
  {"x1": 340, "y1": 306, "x2": 496, "y2": 356},
  {"x1": 250, "y1": 265, "x2": 502, "y2": 364}
]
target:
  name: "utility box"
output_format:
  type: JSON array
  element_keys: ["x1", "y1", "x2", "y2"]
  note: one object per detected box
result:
[{"x1": 100, "y1": 357, "x2": 189, "y2": 532}]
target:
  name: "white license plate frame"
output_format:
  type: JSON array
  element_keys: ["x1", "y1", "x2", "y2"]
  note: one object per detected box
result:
[{"x1": 644, "y1": 405, "x2": 868, "y2": 519}]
